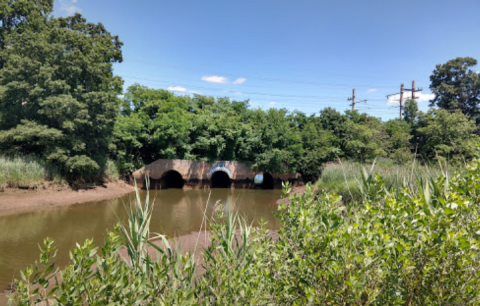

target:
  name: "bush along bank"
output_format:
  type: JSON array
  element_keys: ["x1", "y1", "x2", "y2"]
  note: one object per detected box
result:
[{"x1": 9, "y1": 154, "x2": 480, "y2": 305}]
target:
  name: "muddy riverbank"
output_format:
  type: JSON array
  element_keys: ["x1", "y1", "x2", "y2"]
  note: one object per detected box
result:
[{"x1": 0, "y1": 181, "x2": 135, "y2": 216}]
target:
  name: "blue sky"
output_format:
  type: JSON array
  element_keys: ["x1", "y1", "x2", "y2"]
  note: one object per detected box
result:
[{"x1": 54, "y1": 0, "x2": 480, "y2": 120}]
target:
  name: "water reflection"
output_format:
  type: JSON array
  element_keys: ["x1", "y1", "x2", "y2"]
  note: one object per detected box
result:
[{"x1": 0, "y1": 189, "x2": 282, "y2": 291}]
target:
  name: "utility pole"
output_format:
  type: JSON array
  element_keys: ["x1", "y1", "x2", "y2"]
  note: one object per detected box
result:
[
  {"x1": 399, "y1": 83, "x2": 404, "y2": 119},
  {"x1": 387, "y1": 81, "x2": 423, "y2": 120},
  {"x1": 348, "y1": 88, "x2": 356, "y2": 111},
  {"x1": 404, "y1": 80, "x2": 423, "y2": 101},
  {"x1": 348, "y1": 88, "x2": 366, "y2": 112}
]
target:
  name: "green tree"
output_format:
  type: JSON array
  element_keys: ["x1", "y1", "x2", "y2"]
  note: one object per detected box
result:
[
  {"x1": 403, "y1": 98, "x2": 419, "y2": 126},
  {"x1": 342, "y1": 111, "x2": 388, "y2": 161},
  {"x1": 112, "y1": 85, "x2": 191, "y2": 172},
  {"x1": 187, "y1": 96, "x2": 248, "y2": 162},
  {"x1": 417, "y1": 109, "x2": 478, "y2": 162},
  {"x1": 0, "y1": 0, "x2": 54, "y2": 69},
  {"x1": 0, "y1": 7, "x2": 123, "y2": 179},
  {"x1": 385, "y1": 119, "x2": 413, "y2": 163},
  {"x1": 249, "y1": 108, "x2": 302, "y2": 173},
  {"x1": 318, "y1": 107, "x2": 349, "y2": 153},
  {"x1": 429, "y1": 57, "x2": 480, "y2": 121},
  {"x1": 297, "y1": 119, "x2": 336, "y2": 180}
]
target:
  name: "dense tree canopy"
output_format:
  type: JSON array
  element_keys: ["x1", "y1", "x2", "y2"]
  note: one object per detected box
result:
[
  {"x1": 109, "y1": 81, "x2": 479, "y2": 181},
  {"x1": 0, "y1": 0, "x2": 478, "y2": 183},
  {"x1": 0, "y1": 3, "x2": 123, "y2": 179},
  {"x1": 416, "y1": 109, "x2": 478, "y2": 162},
  {"x1": 429, "y1": 57, "x2": 480, "y2": 121}
]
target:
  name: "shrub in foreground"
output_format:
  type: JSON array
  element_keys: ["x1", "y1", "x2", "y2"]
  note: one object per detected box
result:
[{"x1": 9, "y1": 157, "x2": 480, "y2": 305}]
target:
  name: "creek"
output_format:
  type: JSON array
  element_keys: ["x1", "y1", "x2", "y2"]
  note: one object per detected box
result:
[{"x1": 0, "y1": 188, "x2": 282, "y2": 292}]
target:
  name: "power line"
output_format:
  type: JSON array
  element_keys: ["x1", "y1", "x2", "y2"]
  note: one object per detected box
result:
[
  {"x1": 121, "y1": 75, "x2": 384, "y2": 100},
  {"x1": 120, "y1": 59, "x2": 401, "y2": 89},
  {"x1": 118, "y1": 73, "x2": 400, "y2": 104},
  {"x1": 116, "y1": 72, "x2": 421, "y2": 119},
  {"x1": 124, "y1": 58, "x2": 417, "y2": 83}
]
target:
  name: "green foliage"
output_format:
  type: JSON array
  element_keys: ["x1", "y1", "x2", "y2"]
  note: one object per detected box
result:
[
  {"x1": 403, "y1": 98, "x2": 419, "y2": 126},
  {"x1": 1, "y1": 7, "x2": 479, "y2": 187},
  {"x1": 384, "y1": 119, "x2": 413, "y2": 164},
  {"x1": 273, "y1": 168, "x2": 480, "y2": 304},
  {"x1": 0, "y1": 155, "x2": 63, "y2": 190},
  {"x1": 416, "y1": 109, "x2": 479, "y2": 162},
  {"x1": 9, "y1": 181, "x2": 196, "y2": 306},
  {"x1": 0, "y1": 0, "x2": 54, "y2": 70},
  {"x1": 199, "y1": 207, "x2": 276, "y2": 305},
  {"x1": 114, "y1": 88, "x2": 417, "y2": 180},
  {"x1": 316, "y1": 159, "x2": 449, "y2": 203},
  {"x1": 0, "y1": 3, "x2": 123, "y2": 180},
  {"x1": 113, "y1": 86, "x2": 335, "y2": 177},
  {"x1": 429, "y1": 57, "x2": 480, "y2": 120},
  {"x1": 103, "y1": 159, "x2": 119, "y2": 182},
  {"x1": 11, "y1": 156, "x2": 480, "y2": 304}
]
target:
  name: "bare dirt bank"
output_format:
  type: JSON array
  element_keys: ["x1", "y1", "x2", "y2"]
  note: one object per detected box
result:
[{"x1": 0, "y1": 181, "x2": 135, "y2": 216}]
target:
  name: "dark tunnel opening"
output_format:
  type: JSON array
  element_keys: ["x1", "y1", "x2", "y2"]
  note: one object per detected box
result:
[
  {"x1": 210, "y1": 171, "x2": 231, "y2": 188},
  {"x1": 159, "y1": 170, "x2": 184, "y2": 189},
  {"x1": 262, "y1": 173, "x2": 275, "y2": 189}
]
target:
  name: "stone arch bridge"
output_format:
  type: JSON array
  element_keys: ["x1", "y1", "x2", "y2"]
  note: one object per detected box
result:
[{"x1": 132, "y1": 159, "x2": 299, "y2": 189}]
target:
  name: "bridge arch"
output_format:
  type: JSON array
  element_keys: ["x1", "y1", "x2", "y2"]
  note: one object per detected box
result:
[
  {"x1": 159, "y1": 169, "x2": 184, "y2": 189},
  {"x1": 262, "y1": 172, "x2": 275, "y2": 189},
  {"x1": 210, "y1": 170, "x2": 231, "y2": 188}
]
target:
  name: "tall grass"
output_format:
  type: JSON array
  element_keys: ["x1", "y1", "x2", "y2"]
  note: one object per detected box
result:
[
  {"x1": 316, "y1": 158, "x2": 452, "y2": 203},
  {"x1": 0, "y1": 155, "x2": 63, "y2": 190},
  {"x1": 104, "y1": 159, "x2": 120, "y2": 182},
  {"x1": 0, "y1": 156, "x2": 120, "y2": 190}
]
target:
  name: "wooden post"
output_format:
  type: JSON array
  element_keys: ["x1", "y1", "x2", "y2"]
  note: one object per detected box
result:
[
  {"x1": 352, "y1": 88, "x2": 356, "y2": 111},
  {"x1": 348, "y1": 88, "x2": 356, "y2": 111},
  {"x1": 412, "y1": 80, "x2": 415, "y2": 100},
  {"x1": 399, "y1": 83, "x2": 404, "y2": 119}
]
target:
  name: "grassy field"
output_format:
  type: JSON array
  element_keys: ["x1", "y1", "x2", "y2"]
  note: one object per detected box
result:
[{"x1": 316, "y1": 158, "x2": 454, "y2": 203}]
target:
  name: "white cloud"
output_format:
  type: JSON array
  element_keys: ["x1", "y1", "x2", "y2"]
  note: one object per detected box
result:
[
  {"x1": 269, "y1": 102, "x2": 278, "y2": 106},
  {"x1": 201, "y1": 75, "x2": 228, "y2": 84},
  {"x1": 222, "y1": 90, "x2": 230, "y2": 93},
  {"x1": 189, "y1": 90, "x2": 201, "y2": 94},
  {"x1": 59, "y1": 0, "x2": 81, "y2": 15},
  {"x1": 234, "y1": 91, "x2": 242, "y2": 95},
  {"x1": 167, "y1": 86, "x2": 186, "y2": 92},
  {"x1": 367, "y1": 88, "x2": 377, "y2": 93},
  {"x1": 233, "y1": 78, "x2": 246, "y2": 85},
  {"x1": 388, "y1": 92, "x2": 435, "y2": 105}
]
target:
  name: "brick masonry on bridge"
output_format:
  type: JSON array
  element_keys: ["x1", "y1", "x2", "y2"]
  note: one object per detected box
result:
[{"x1": 131, "y1": 159, "x2": 300, "y2": 189}]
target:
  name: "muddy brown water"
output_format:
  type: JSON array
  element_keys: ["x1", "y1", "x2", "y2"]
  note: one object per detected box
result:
[{"x1": 0, "y1": 188, "x2": 282, "y2": 293}]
